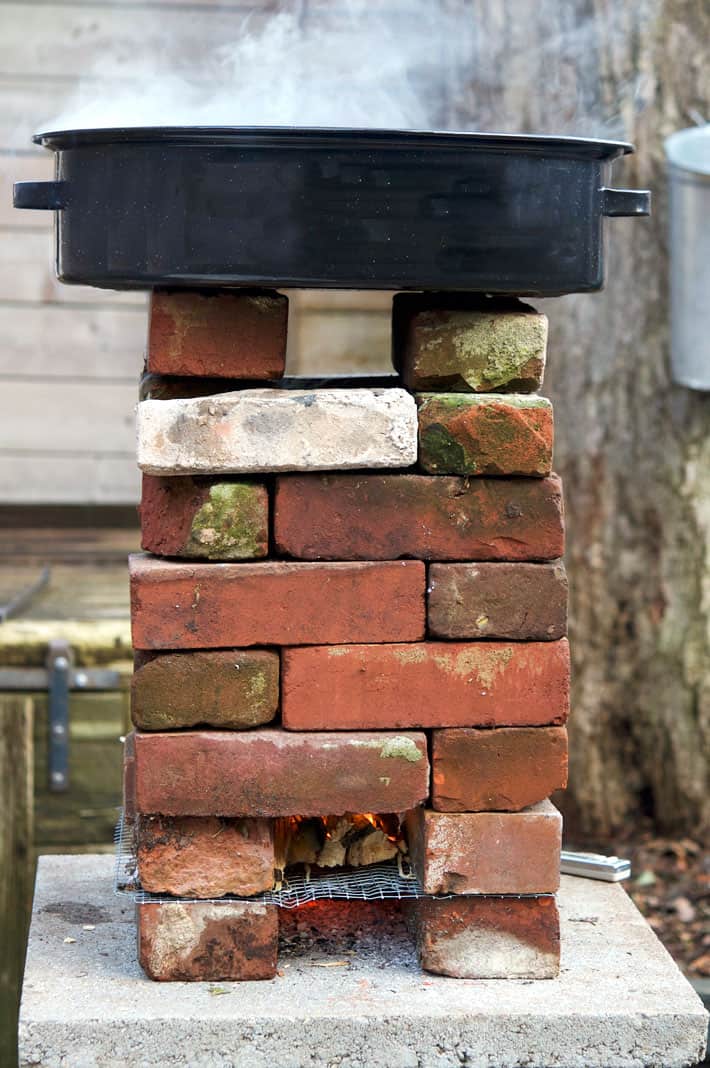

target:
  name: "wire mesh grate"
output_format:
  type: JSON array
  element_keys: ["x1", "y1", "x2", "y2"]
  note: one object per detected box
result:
[{"x1": 114, "y1": 811, "x2": 429, "y2": 908}]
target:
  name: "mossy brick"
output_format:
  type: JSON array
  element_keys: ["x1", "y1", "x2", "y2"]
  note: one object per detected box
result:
[
  {"x1": 405, "y1": 801, "x2": 562, "y2": 896},
  {"x1": 417, "y1": 394, "x2": 553, "y2": 476},
  {"x1": 411, "y1": 894, "x2": 560, "y2": 979},
  {"x1": 147, "y1": 289, "x2": 287, "y2": 379},
  {"x1": 136, "y1": 815, "x2": 275, "y2": 898},
  {"x1": 137, "y1": 899, "x2": 278, "y2": 981},
  {"x1": 140, "y1": 475, "x2": 268, "y2": 560},
  {"x1": 274, "y1": 473, "x2": 564, "y2": 562},
  {"x1": 428, "y1": 561, "x2": 568, "y2": 640},
  {"x1": 392, "y1": 294, "x2": 547, "y2": 393},
  {"x1": 131, "y1": 729, "x2": 429, "y2": 816},
  {"x1": 281, "y1": 640, "x2": 570, "y2": 730},
  {"x1": 431, "y1": 726, "x2": 568, "y2": 811},
  {"x1": 129, "y1": 554, "x2": 425, "y2": 649},
  {"x1": 131, "y1": 649, "x2": 279, "y2": 731}
]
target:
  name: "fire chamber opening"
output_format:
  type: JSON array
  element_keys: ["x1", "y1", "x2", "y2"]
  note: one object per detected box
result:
[{"x1": 274, "y1": 813, "x2": 408, "y2": 879}]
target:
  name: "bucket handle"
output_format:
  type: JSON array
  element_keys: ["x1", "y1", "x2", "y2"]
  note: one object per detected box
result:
[
  {"x1": 13, "y1": 181, "x2": 67, "y2": 210},
  {"x1": 601, "y1": 187, "x2": 651, "y2": 217}
]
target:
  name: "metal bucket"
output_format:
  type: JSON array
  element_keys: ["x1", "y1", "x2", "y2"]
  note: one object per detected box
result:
[{"x1": 666, "y1": 125, "x2": 710, "y2": 389}]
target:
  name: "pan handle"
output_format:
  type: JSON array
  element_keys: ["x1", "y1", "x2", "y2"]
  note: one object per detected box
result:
[
  {"x1": 600, "y1": 187, "x2": 651, "y2": 217},
  {"x1": 13, "y1": 180, "x2": 67, "y2": 210}
]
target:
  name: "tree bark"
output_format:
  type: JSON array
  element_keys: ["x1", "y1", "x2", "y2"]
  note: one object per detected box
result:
[{"x1": 445, "y1": 0, "x2": 710, "y2": 836}]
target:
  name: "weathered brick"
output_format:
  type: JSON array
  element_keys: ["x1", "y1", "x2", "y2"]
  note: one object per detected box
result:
[
  {"x1": 405, "y1": 801, "x2": 562, "y2": 895},
  {"x1": 411, "y1": 895, "x2": 560, "y2": 979},
  {"x1": 132, "y1": 729, "x2": 430, "y2": 817},
  {"x1": 129, "y1": 554, "x2": 424, "y2": 649},
  {"x1": 274, "y1": 474, "x2": 565, "y2": 561},
  {"x1": 140, "y1": 475, "x2": 268, "y2": 560},
  {"x1": 431, "y1": 726, "x2": 568, "y2": 811},
  {"x1": 136, "y1": 388, "x2": 417, "y2": 475},
  {"x1": 122, "y1": 732, "x2": 136, "y2": 822},
  {"x1": 417, "y1": 394, "x2": 553, "y2": 476},
  {"x1": 137, "y1": 900, "x2": 278, "y2": 981},
  {"x1": 393, "y1": 294, "x2": 547, "y2": 393},
  {"x1": 136, "y1": 815, "x2": 275, "y2": 898},
  {"x1": 428, "y1": 561, "x2": 568, "y2": 640},
  {"x1": 147, "y1": 289, "x2": 287, "y2": 379},
  {"x1": 131, "y1": 649, "x2": 279, "y2": 731},
  {"x1": 281, "y1": 640, "x2": 570, "y2": 730}
]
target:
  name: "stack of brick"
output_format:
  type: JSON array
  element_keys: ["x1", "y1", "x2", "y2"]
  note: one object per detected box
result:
[{"x1": 126, "y1": 289, "x2": 569, "y2": 983}]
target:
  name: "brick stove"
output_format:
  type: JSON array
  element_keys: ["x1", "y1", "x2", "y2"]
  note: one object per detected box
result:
[{"x1": 123, "y1": 289, "x2": 569, "y2": 982}]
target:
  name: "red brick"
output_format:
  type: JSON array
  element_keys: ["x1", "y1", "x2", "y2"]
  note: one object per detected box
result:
[
  {"x1": 132, "y1": 729, "x2": 429, "y2": 817},
  {"x1": 432, "y1": 726, "x2": 568, "y2": 811},
  {"x1": 417, "y1": 394, "x2": 553, "y2": 476},
  {"x1": 411, "y1": 895, "x2": 560, "y2": 979},
  {"x1": 428, "y1": 561, "x2": 567, "y2": 640},
  {"x1": 405, "y1": 802, "x2": 561, "y2": 895},
  {"x1": 392, "y1": 294, "x2": 547, "y2": 393},
  {"x1": 129, "y1": 553, "x2": 425, "y2": 649},
  {"x1": 274, "y1": 474, "x2": 564, "y2": 561},
  {"x1": 140, "y1": 475, "x2": 268, "y2": 560},
  {"x1": 137, "y1": 900, "x2": 278, "y2": 981},
  {"x1": 147, "y1": 289, "x2": 287, "y2": 379},
  {"x1": 131, "y1": 649, "x2": 279, "y2": 730},
  {"x1": 282, "y1": 640, "x2": 570, "y2": 730},
  {"x1": 122, "y1": 732, "x2": 136, "y2": 822},
  {"x1": 136, "y1": 815, "x2": 274, "y2": 897}
]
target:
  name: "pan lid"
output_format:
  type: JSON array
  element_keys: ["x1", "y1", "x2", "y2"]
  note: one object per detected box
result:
[{"x1": 33, "y1": 125, "x2": 634, "y2": 160}]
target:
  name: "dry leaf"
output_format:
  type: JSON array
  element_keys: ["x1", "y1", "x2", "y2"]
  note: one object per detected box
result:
[
  {"x1": 63, "y1": 937, "x2": 76, "y2": 944},
  {"x1": 672, "y1": 896, "x2": 696, "y2": 923}
]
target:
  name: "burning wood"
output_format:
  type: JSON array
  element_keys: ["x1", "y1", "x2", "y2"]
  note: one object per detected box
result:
[{"x1": 274, "y1": 813, "x2": 407, "y2": 877}]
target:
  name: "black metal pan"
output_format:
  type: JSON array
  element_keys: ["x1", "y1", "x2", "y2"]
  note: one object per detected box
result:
[{"x1": 14, "y1": 126, "x2": 650, "y2": 295}]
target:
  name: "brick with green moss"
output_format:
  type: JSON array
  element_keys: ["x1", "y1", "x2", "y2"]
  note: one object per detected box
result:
[
  {"x1": 141, "y1": 475, "x2": 269, "y2": 560},
  {"x1": 417, "y1": 394, "x2": 553, "y2": 476},
  {"x1": 131, "y1": 649, "x2": 279, "y2": 730},
  {"x1": 393, "y1": 295, "x2": 547, "y2": 393}
]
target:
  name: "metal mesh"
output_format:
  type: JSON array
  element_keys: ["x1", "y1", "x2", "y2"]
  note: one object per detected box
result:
[{"x1": 114, "y1": 811, "x2": 429, "y2": 908}]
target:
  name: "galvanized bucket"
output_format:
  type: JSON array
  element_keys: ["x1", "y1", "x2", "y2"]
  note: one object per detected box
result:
[{"x1": 665, "y1": 125, "x2": 710, "y2": 389}]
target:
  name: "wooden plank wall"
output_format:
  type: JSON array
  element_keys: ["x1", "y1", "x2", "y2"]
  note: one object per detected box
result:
[{"x1": 1, "y1": 0, "x2": 392, "y2": 505}]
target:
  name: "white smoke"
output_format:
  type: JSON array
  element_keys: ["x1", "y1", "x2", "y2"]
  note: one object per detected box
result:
[
  {"x1": 38, "y1": 0, "x2": 643, "y2": 138},
  {"x1": 40, "y1": 2, "x2": 465, "y2": 133}
]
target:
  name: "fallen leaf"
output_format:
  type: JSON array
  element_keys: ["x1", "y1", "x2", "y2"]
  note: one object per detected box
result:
[
  {"x1": 207, "y1": 985, "x2": 230, "y2": 996},
  {"x1": 63, "y1": 937, "x2": 76, "y2": 944},
  {"x1": 635, "y1": 869, "x2": 656, "y2": 888},
  {"x1": 690, "y1": 953, "x2": 710, "y2": 976},
  {"x1": 82, "y1": 925, "x2": 96, "y2": 932},
  {"x1": 672, "y1": 896, "x2": 696, "y2": 923}
]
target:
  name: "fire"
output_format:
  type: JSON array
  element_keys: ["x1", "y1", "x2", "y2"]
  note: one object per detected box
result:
[{"x1": 274, "y1": 812, "x2": 407, "y2": 875}]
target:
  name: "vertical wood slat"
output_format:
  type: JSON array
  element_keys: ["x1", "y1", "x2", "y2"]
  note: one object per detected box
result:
[{"x1": 0, "y1": 696, "x2": 33, "y2": 1068}]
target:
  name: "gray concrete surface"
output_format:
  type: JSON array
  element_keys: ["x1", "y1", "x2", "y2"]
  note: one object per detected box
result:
[{"x1": 19, "y1": 854, "x2": 708, "y2": 1068}]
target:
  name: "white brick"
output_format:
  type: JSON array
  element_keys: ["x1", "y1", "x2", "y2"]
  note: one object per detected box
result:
[{"x1": 137, "y1": 388, "x2": 418, "y2": 475}]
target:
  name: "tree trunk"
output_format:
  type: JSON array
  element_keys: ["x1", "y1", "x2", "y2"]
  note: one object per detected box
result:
[{"x1": 445, "y1": 0, "x2": 710, "y2": 836}]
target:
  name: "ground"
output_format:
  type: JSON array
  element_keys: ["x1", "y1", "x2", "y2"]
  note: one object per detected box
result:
[{"x1": 582, "y1": 831, "x2": 709, "y2": 980}]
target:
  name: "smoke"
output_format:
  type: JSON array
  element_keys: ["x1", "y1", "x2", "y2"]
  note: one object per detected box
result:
[
  {"x1": 38, "y1": 0, "x2": 645, "y2": 138},
  {"x1": 40, "y1": 2, "x2": 466, "y2": 133}
]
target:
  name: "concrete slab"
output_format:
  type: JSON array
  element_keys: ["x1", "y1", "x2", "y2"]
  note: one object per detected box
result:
[{"x1": 19, "y1": 855, "x2": 708, "y2": 1068}]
